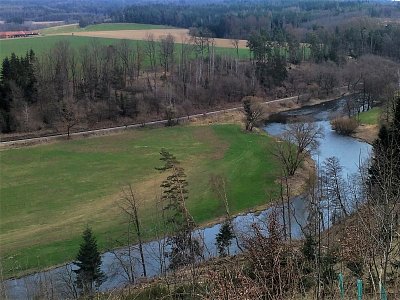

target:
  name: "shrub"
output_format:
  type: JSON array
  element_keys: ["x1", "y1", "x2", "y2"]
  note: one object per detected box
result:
[{"x1": 331, "y1": 117, "x2": 358, "y2": 135}]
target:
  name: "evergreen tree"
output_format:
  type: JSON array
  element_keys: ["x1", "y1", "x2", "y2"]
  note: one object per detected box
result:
[
  {"x1": 0, "y1": 57, "x2": 13, "y2": 133},
  {"x1": 156, "y1": 149, "x2": 201, "y2": 269},
  {"x1": 369, "y1": 96, "x2": 400, "y2": 193},
  {"x1": 216, "y1": 221, "x2": 235, "y2": 256},
  {"x1": 302, "y1": 234, "x2": 316, "y2": 262},
  {"x1": 74, "y1": 227, "x2": 105, "y2": 295}
]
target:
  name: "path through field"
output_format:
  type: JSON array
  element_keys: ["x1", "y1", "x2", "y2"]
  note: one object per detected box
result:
[{"x1": 55, "y1": 28, "x2": 248, "y2": 49}]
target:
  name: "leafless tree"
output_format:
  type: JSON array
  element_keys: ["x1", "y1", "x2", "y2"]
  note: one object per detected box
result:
[
  {"x1": 116, "y1": 40, "x2": 134, "y2": 87},
  {"x1": 357, "y1": 138, "x2": 400, "y2": 291},
  {"x1": 322, "y1": 157, "x2": 349, "y2": 223},
  {"x1": 231, "y1": 38, "x2": 240, "y2": 59},
  {"x1": 272, "y1": 120, "x2": 323, "y2": 176},
  {"x1": 242, "y1": 96, "x2": 266, "y2": 131},
  {"x1": 119, "y1": 185, "x2": 147, "y2": 278},
  {"x1": 315, "y1": 62, "x2": 340, "y2": 96},
  {"x1": 69, "y1": 47, "x2": 79, "y2": 97},
  {"x1": 135, "y1": 44, "x2": 144, "y2": 80},
  {"x1": 52, "y1": 40, "x2": 71, "y2": 101},
  {"x1": 60, "y1": 97, "x2": 80, "y2": 139},
  {"x1": 159, "y1": 34, "x2": 175, "y2": 77},
  {"x1": 206, "y1": 211, "x2": 304, "y2": 299},
  {"x1": 58, "y1": 265, "x2": 79, "y2": 299},
  {"x1": 145, "y1": 33, "x2": 158, "y2": 96}
]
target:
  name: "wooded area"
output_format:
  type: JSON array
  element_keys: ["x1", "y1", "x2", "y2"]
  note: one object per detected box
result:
[
  {"x1": 1, "y1": 0, "x2": 400, "y2": 299},
  {"x1": 1, "y1": 32, "x2": 398, "y2": 135}
]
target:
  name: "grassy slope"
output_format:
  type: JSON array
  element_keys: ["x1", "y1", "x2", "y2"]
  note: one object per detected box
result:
[
  {"x1": 0, "y1": 35, "x2": 250, "y2": 63},
  {"x1": 40, "y1": 23, "x2": 174, "y2": 35},
  {"x1": 358, "y1": 107, "x2": 381, "y2": 125},
  {"x1": 0, "y1": 124, "x2": 279, "y2": 278}
]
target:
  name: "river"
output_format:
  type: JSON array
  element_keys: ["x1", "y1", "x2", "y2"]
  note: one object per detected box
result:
[{"x1": 2, "y1": 97, "x2": 372, "y2": 299}]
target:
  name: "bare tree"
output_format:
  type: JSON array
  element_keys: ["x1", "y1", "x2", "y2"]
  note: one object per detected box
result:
[
  {"x1": 322, "y1": 157, "x2": 349, "y2": 223},
  {"x1": 231, "y1": 38, "x2": 240, "y2": 60},
  {"x1": 116, "y1": 40, "x2": 134, "y2": 87},
  {"x1": 242, "y1": 96, "x2": 266, "y2": 131},
  {"x1": 119, "y1": 185, "x2": 147, "y2": 278},
  {"x1": 358, "y1": 135, "x2": 400, "y2": 291},
  {"x1": 210, "y1": 175, "x2": 240, "y2": 256},
  {"x1": 272, "y1": 121, "x2": 323, "y2": 176},
  {"x1": 60, "y1": 97, "x2": 80, "y2": 139},
  {"x1": 52, "y1": 40, "x2": 71, "y2": 101},
  {"x1": 315, "y1": 63, "x2": 339, "y2": 96},
  {"x1": 58, "y1": 265, "x2": 79, "y2": 299},
  {"x1": 159, "y1": 34, "x2": 175, "y2": 77},
  {"x1": 135, "y1": 44, "x2": 144, "y2": 80},
  {"x1": 145, "y1": 33, "x2": 158, "y2": 96}
]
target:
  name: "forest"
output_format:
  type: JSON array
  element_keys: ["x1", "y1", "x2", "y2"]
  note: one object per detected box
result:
[
  {"x1": 1, "y1": 0, "x2": 400, "y2": 299},
  {"x1": 1, "y1": 28, "x2": 399, "y2": 135},
  {"x1": 1, "y1": 1, "x2": 400, "y2": 136}
]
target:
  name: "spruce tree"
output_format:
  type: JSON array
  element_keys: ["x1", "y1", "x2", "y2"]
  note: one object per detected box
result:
[
  {"x1": 156, "y1": 149, "x2": 200, "y2": 269},
  {"x1": 216, "y1": 221, "x2": 235, "y2": 256},
  {"x1": 369, "y1": 96, "x2": 400, "y2": 193},
  {"x1": 74, "y1": 227, "x2": 105, "y2": 295}
]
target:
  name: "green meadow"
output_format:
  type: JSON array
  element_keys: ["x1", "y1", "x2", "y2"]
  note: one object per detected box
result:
[
  {"x1": 357, "y1": 107, "x2": 382, "y2": 125},
  {"x1": 40, "y1": 23, "x2": 174, "y2": 35},
  {"x1": 0, "y1": 35, "x2": 250, "y2": 63},
  {"x1": 0, "y1": 124, "x2": 280, "y2": 278}
]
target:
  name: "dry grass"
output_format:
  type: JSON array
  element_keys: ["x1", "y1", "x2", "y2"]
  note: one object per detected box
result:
[{"x1": 352, "y1": 124, "x2": 379, "y2": 144}]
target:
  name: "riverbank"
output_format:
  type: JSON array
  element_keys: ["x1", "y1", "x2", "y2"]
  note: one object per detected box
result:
[
  {"x1": 351, "y1": 107, "x2": 382, "y2": 144},
  {"x1": 0, "y1": 93, "x2": 346, "y2": 280},
  {"x1": 352, "y1": 123, "x2": 379, "y2": 144},
  {"x1": 0, "y1": 124, "x2": 283, "y2": 280},
  {"x1": 3, "y1": 94, "x2": 374, "y2": 299},
  {"x1": 95, "y1": 98, "x2": 375, "y2": 299}
]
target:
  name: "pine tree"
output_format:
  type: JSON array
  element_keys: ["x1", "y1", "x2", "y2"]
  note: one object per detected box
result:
[
  {"x1": 156, "y1": 149, "x2": 200, "y2": 269},
  {"x1": 74, "y1": 227, "x2": 105, "y2": 295},
  {"x1": 369, "y1": 96, "x2": 400, "y2": 193},
  {"x1": 216, "y1": 221, "x2": 235, "y2": 256}
]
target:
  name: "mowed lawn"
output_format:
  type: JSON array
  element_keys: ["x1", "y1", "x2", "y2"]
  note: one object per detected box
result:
[
  {"x1": 0, "y1": 35, "x2": 250, "y2": 64},
  {"x1": 0, "y1": 124, "x2": 280, "y2": 278}
]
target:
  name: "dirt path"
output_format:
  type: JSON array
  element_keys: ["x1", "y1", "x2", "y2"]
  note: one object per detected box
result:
[{"x1": 54, "y1": 28, "x2": 248, "y2": 49}]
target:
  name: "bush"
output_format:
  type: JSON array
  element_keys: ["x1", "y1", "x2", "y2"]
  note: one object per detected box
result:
[{"x1": 331, "y1": 117, "x2": 358, "y2": 135}]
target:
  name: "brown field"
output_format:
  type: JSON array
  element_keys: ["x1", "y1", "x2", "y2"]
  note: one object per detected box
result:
[
  {"x1": 56, "y1": 28, "x2": 249, "y2": 49},
  {"x1": 31, "y1": 21, "x2": 65, "y2": 26}
]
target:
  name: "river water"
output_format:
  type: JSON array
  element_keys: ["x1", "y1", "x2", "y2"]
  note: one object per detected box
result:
[{"x1": 3, "y1": 97, "x2": 372, "y2": 299}]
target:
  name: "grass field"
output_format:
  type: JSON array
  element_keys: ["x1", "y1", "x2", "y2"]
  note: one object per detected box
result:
[
  {"x1": 0, "y1": 35, "x2": 250, "y2": 64},
  {"x1": 358, "y1": 107, "x2": 381, "y2": 125},
  {"x1": 0, "y1": 124, "x2": 280, "y2": 278},
  {"x1": 40, "y1": 23, "x2": 174, "y2": 35}
]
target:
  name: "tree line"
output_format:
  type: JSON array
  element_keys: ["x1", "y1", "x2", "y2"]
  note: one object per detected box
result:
[
  {"x1": 111, "y1": 0, "x2": 400, "y2": 65},
  {"x1": 1, "y1": 35, "x2": 398, "y2": 136}
]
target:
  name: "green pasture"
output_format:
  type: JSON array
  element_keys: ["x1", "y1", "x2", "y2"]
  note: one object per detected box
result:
[
  {"x1": 0, "y1": 35, "x2": 250, "y2": 64},
  {"x1": 40, "y1": 23, "x2": 174, "y2": 35},
  {"x1": 357, "y1": 107, "x2": 381, "y2": 125},
  {"x1": 0, "y1": 124, "x2": 280, "y2": 278}
]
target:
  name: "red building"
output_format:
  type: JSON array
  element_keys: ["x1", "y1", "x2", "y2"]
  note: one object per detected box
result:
[{"x1": 0, "y1": 31, "x2": 38, "y2": 39}]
